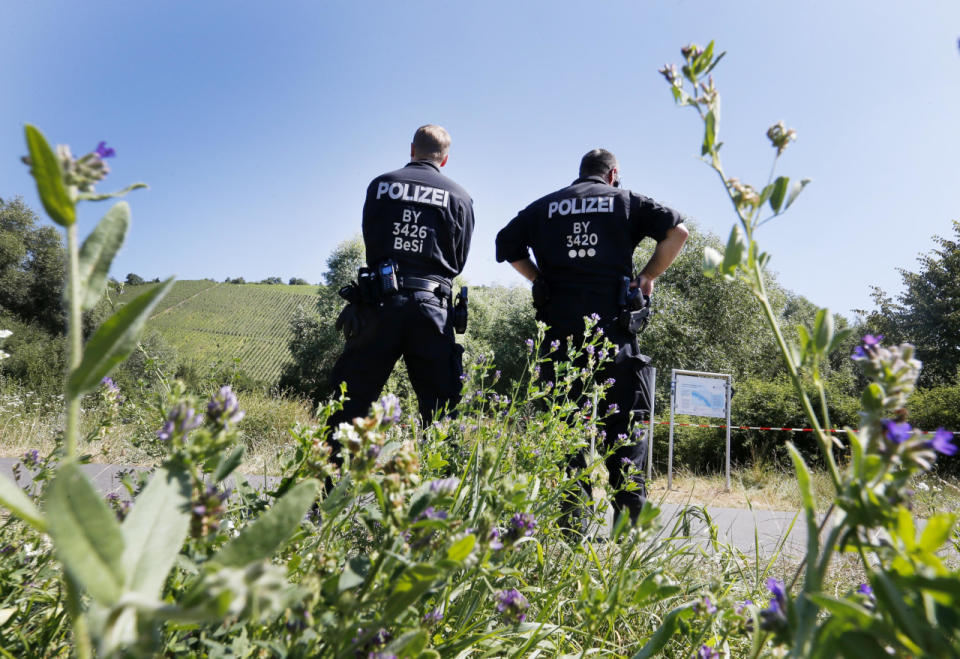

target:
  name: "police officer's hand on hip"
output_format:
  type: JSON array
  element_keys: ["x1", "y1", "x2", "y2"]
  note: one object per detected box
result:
[{"x1": 495, "y1": 148, "x2": 688, "y2": 536}]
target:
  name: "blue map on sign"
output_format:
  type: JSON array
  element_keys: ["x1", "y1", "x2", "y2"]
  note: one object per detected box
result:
[{"x1": 675, "y1": 375, "x2": 728, "y2": 418}]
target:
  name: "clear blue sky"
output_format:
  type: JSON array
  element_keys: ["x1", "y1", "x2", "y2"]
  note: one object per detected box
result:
[{"x1": 2, "y1": 1, "x2": 958, "y2": 320}]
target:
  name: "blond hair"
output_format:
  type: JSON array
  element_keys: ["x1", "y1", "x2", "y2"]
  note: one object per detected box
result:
[{"x1": 412, "y1": 125, "x2": 451, "y2": 163}]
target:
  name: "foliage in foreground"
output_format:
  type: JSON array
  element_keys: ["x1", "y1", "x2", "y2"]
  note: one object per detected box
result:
[{"x1": 663, "y1": 40, "x2": 960, "y2": 656}]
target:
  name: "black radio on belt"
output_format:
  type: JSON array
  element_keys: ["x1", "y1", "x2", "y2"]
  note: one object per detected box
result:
[
  {"x1": 378, "y1": 259, "x2": 400, "y2": 296},
  {"x1": 453, "y1": 286, "x2": 468, "y2": 334},
  {"x1": 618, "y1": 276, "x2": 651, "y2": 334}
]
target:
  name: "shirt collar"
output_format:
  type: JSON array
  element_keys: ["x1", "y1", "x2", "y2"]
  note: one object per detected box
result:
[
  {"x1": 406, "y1": 159, "x2": 441, "y2": 173},
  {"x1": 574, "y1": 175, "x2": 609, "y2": 185}
]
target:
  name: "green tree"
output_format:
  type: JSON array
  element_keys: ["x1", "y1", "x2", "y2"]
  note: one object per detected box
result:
[
  {"x1": 288, "y1": 277, "x2": 309, "y2": 285},
  {"x1": 0, "y1": 197, "x2": 66, "y2": 333},
  {"x1": 280, "y1": 236, "x2": 365, "y2": 405},
  {"x1": 861, "y1": 220, "x2": 960, "y2": 387},
  {"x1": 125, "y1": 272, "x2": 145, "y2": 285}
]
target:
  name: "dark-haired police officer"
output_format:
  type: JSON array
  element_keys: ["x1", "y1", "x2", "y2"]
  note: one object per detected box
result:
[
  {"x1": 327, "y1": 125, "x2": 474, "y2": 462},
  {"x1": 495, "y1": 148, "x2": 688, "y2": 534}
]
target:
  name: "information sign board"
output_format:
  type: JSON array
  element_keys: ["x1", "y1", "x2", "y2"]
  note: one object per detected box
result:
[{"x1": 675, "y1": 374, "x2": 727, "y2": 418}]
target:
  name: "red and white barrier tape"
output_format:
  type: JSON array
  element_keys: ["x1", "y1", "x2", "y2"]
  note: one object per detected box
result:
[{"x1": 644, "y1": 421, "x2": 945, "y2": 435}]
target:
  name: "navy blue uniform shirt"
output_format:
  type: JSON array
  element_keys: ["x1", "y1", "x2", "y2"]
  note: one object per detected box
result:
[
  {"x1": 363, "y1": 160, "x2": 475, "y2": 284},
  {"x1": 495, "y1": 176, "x2": 682, "y2": 287}
]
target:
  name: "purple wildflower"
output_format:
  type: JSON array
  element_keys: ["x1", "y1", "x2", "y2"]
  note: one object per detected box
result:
[
  {"x1": 496, "y1": 588, "x2": 529, "y2": 623},
  {"x1": 705, "y1": 596, "x2": 718, "y2": 614},
  {"x1": 607, "y1": 403, "x2": 619, "y2": 415},
  {"x1": 698, "y1": 646, "x2": 719, "y2": 659},
  {"x1": 488, "y1": 528, "x2": 504, "y2": 550},
  {"x1": 525, "y1": 338, "x2": 535, "y2": 352},
  {"x1": 550, "y1": 339, "x2": 560, "y2": 351},
  {"x1": 851, "y1": 345, "x2": 866, "y2": 360},
  {"x1": 882, "y1": 419, "x2": 913, "y2": 444},
  {"x1": 736, "y1": 599, "x2": 753, "y2": 615},
  {"x1": 206, "y1": 386, "x2": 244, "y2": 427},
  {"x1": 418, "y1": 506, "x2": 448, "y2": 521},
  {"x1": 589, "y1": 313, "x2": 600, "y2": 322},
  {"x1": 157, "y1": 402, "x2": 202, "y2": 441},
  {"x1": 621, "y1": 457, "x2": 633, "y2": 466},
  {"x1": 22, "y1": 449, "x2": 40, "y2": 467},
  {"x1": 857, "y1": 583, "x2": 874, "y2": 597},
  {"x1": 604, "y1": 378, "x2": 616, "y2": 386},
  {"x1": 632, "y1": 426, "x2": 645, "y2": 440},
  {"x1": 506, "y1": 512, "x2": 537, "y2": 541},
  {"x1": 375, "y1": 393, "x2": 402, "y2": 425},
  {"x1": 493, "y1": 369, "x2": 502, "y2": 382},
  {"x1": 157, "y1": 420, "x2": 175, "y2": 442},
  {"x1": 429, "y1": 478, "x2": 459, "y2": 495},
  {"x1": 586, "y1": 345, "x2": 595, "y2": 356},
  {"x1": 929, "y1": 428, "x2": 957, "y2": 456},
  {"x1": 94, "y1": 141, "x2": 116, "y2": 158},
  {"x1": 422, "y1": 608, "x2": 443, "y2": 625},
  {"x1": 863, "y1": 334, "x2": 883, "y2": 347},
  {"x1": 766, "y1": 578, "x2": 786, "y2": 603},
  {"x1": 101, "y1": 376, "x2": 119, "y2": 393}
]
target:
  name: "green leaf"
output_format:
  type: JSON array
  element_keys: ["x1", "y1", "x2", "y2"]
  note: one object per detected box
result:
[
  {"x1": 384, "y1": 564, "x2": 442, "y2": 621},
  {"x1": 121, "y1": 466, "x2": 191, "y2": 600},
  {"x1": 67, "y1": 277, "x2": 175, "y2": 397},
  {"x1": 769, "y1": 176, "x2": 790, "y2": 214},
  {"x1": 631, "y1": 604, "x2": 693, "y2": 659},
  {"x1": 702, "y1": 246, "x2": 723, "y2": 277},
  {"x1": 338, "y1": 556, "x2": 370, "y2": 592},
  {"x1": 721, "y1": 225, "x2": 747, "y2": 275},
  {"x1": 813, "y1": 308, "x2": 833, "y2": 352},
  {"x1": 896, "y1": 507, "x2": 916, "y2": 551},
  {"x1": 786, "y1": 443, "x2": 816, "y2": 513},
  {"x1": 77, "y1": 202, "x2": 129, "y2": 311},
  {"x1": 701, "y1": 110, "x2": 717, "y2": 156},
  {"x1": 212, "y1": 445, "x2": 245, "y2": 483},
  {"x1": 77, "y1": 182, "x2": 148, "y2": 202},
  {"x1": 918, "y1": 513, "x2": 956, "y2": 554},
  {"x1": 24, "y1": 125, "x2": 75, "y2": 226},
  {"x1": 808, "y1": 593, "x2": 875, "y2": 628},
  {"x1": 0, "y1": 474, "x2": 46, "y2": 533},
  {"x1": 445, "y1": 534, "x2": 476, "y2": 562},
  {"x1": 45, "y1": 461, "x2": 125, "y2": 605},
  {"x1": 828, "y1": 327, "x2": 854, "y2": 354},
  {"x1": 385, "y1": 630, "x2": 428, "y2": 658},
  {"x1": 212, "y1": 479, "x2": 319, "y2": 568},
  {"x1": 784, "y1": 178, "x2": 811, "y2": 211},
  {"x1": 703, "y1": 50, "x2": 726, "y2": 76}
]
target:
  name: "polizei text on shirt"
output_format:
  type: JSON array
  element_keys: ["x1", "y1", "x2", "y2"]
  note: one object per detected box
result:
[
  {"x1": 376, "y1": 181, "x2": 450, "y2": 208},
  {"x1": 547, "y1": 196, "x2": 615, "y2": 219}
]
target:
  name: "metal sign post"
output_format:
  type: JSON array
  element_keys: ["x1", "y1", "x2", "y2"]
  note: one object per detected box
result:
[
  {"x1": 646, "y1": 367, "x2": 656, "y2": 482},
  {"x1": 667, "y1": 369, "x2": 733, "y2": 491}
]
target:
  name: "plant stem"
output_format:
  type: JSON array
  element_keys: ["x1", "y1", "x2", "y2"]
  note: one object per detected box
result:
[
  {"x1": 65, "y1": 222, "x2": 83, "y2": 460},
  {"x1": 754, "y1": 272, "x2": 843, "y2": 491}
]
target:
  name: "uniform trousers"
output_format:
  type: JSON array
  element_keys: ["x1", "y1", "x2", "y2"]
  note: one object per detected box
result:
[
  {"x1": 326, "y1": 290, "x2": 464, "y2": 464},
  {"x1": 540, "y1": 302, "x2": 653, "y2": 527}
]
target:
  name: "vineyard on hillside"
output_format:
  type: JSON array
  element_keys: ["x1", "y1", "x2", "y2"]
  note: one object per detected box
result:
[{"x1": 115, "y1": 280, "x2": 319, "y2": 383}]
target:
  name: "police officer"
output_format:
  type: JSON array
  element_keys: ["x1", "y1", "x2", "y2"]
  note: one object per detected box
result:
[
  {"x1": 495, "y1": 148, "x2": 688, "y2": 532},
  {"x1": 327, "y1": 125, "x2": 474, "y2": 460}
]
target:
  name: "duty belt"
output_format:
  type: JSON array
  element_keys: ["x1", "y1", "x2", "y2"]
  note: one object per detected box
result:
[{"x1": 398, "y1": 276, "x2": 451, "y2": 299}]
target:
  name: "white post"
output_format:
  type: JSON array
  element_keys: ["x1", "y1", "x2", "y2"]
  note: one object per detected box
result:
[
  {"x1": 668, "y1": 370, "x2": 676, "y2": 490},
  {"x1": 725, "y1": 375, "x2": 732, "y2": 491},
  {"x1": 647, "y1": 367, "x2": 656, "y2": 482}
]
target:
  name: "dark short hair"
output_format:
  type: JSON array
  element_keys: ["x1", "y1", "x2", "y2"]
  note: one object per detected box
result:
[
  {"x1": 412, "y1": 125, "x2": 451, "y2": 162},
  {"x1": 579, "y1": 149, "x2": 618, "y2": 178}
]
